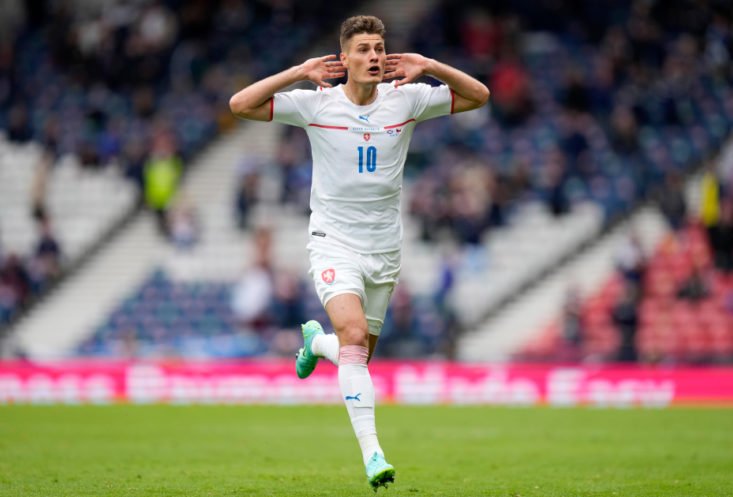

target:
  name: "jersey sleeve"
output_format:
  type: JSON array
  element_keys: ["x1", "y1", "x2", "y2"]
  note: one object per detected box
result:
[
  {"x1": 402, "y1": 83, "x2": 453, "y2": 123},
  {"x1": 272, "y1": 89, "x2": 320, "y2": 127}
]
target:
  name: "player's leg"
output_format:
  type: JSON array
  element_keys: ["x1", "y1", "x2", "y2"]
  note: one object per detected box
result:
[
  {"x1": 354, "y1": 254, "x2": 400, "y2": 487},
  {"x1": 326, "y1": 293, "x2": 395, "y2": 489},
  {"x1": 296, "y1": 239, "x2": 354, "y2": 377},
  {"x1": 311, "y1": 328, "x2": 340, "y2": 365},
  {"x1": 363, "y1": 247, "x2": 400, "y2": 363},
  {"x1": 298, "y1": 242, "x2": 396, "y2": 369},
  {"x1": 364, "y1": 283, "x2": 395, "y2": 361}
]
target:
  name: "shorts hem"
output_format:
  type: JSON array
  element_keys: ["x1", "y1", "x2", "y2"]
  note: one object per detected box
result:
[{"x1": 322, "y1": 289, "x2": 365, "y2": 309}]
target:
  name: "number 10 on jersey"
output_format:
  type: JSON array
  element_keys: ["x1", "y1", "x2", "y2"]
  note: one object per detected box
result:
[{"x1": 357, "y1": 146, "x2": 377, "y2": 173}]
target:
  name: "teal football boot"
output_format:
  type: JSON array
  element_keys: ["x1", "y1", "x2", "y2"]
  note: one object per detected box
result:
[
  {"x1": 295, "y1": 320, "x2": 324, "y2": 379},
  {"x1": 365, "y1": 452, "x2": 395, "y2": 491}
]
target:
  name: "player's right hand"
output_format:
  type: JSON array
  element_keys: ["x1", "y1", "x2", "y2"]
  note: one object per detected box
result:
[{"x1": 300, "y1": 55, "x2": 346, "y2": 88}]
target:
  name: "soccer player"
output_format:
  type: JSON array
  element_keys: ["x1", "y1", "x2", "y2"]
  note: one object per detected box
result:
[{"x1": 229, "y1": 15, "x2": 489, "y2": 490}]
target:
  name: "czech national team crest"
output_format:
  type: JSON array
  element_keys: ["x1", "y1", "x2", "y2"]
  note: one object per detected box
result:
[
  {"x1": 363, "y1": 133, "x2": 371, "y2": 142},
  {"x1": 321, "y1": 268, "x2": 336, "y2": 285}
]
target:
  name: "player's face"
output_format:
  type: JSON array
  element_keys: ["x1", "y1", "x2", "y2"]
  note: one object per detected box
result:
[{"x1": 341, "y1": 34, "x2": 386, "y2": 85}]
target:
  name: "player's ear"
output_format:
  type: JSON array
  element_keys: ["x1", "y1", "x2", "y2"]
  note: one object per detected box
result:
[{"x1": 340, "y1": 51, "x2": 348, "y2": 68}]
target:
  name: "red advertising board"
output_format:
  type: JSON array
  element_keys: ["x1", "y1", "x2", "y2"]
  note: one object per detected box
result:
[{"x1": 1, "y1": 361, "x2": 732, "y2": 407}]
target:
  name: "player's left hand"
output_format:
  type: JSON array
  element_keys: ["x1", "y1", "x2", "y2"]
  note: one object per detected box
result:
[{"x1": 384, "y1": 53, "x2": 429, "y2": 87}]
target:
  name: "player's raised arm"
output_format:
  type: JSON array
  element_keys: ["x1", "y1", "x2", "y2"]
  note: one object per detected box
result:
[
  {"x1": 229, "y1": 55, "x2": 346, "y2": 121},
  {"x1": 384, "y1": 53, "x2": 490, "y2": 113}
]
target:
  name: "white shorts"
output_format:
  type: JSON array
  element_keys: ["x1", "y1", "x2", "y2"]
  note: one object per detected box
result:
[{"x1": 307, "y1": 236, "x2": 401, "y2": 336}]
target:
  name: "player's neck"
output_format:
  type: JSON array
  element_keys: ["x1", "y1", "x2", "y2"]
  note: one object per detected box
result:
[{"x1": 343, "y1": 81, "x2": 378, "y2": 106}]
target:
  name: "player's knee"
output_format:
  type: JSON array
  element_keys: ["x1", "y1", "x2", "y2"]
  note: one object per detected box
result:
[{"x1": 337, "y1": 324, "x2": 369, "y2": 347}]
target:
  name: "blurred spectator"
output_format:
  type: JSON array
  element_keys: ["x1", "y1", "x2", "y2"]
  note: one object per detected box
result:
[
  {"x1": 676, "y1": 261, "x2": 711, "y2": 301},
  {"x1": 449, "y1": 163, "x2": 490, "y2": 246},
  {"x1": 230, "y1": 262, "x2": 273, "y2": 331},
  {"x1": 558, "y1": 112, "x2": 592, "y2": 180},
  {"x1": 612, "y1": 282, "x2": 640, "y2": 362},
  {"x1": 434, "y1": 250, "x2": 457, "y2": 308},
  {"x1": 7, "y1": 104, "x2": 32, "y2": 143},
  {"x1": 168, "y1": 198, "x2": 200, "y2": 250},
  {"x1": 277, "y1": 130, "x2": 312, "y2": 212},
  {"x1": 230, "y1": 227, "x2": 274, "y2": 331},
  {"x1": 380, "y1": 283, "x2": 423, "y2": 358},
  {"x1": 270, "y1": 270, "x2": 306, "y2": 329},
  {"x1": 705, "y1": 8, "x2": 732, "y2": 75},
  {"x1": 588, "y1": 56, "x2": 614, "y2": 115},
  {"x1": 460, "y1": 9, "x2": 502, "y2": 63},
  {"x1": 615, "y1": 231, "x2": 646, "y2": 291},
  {"x1": 0, "y1": 283, "x2": 15, "y2": 324},
  {"x1": 409, "y1": 173, "x2": 449, "y2": 243},
  {"x1": 31, "y1": 117, "x2": 62, "y2": 221},
  {"x1": 0, "y1": 254, "x2": 32, "y2": 313},
  {"x1": 699, "y1": 164, "x2": 730, "y2": 271},
  {"x1": 144, "y1": 136, "x2": 182, "y2": 237},
  {"x1": 609, "y1": 105, "x2": 641, "y2": 157},
  {"x1": 627, "y1": 0, "x2": 665, "y2": 70},
  {"x1": 121, "y1": 138, "x2": 148, "y2": 195},
  {"x1": 0, "y1": 241, "x2": 16, "y2": 324},
  {"x1": 234, "y1": 158, "x2": 261, "y2": 230},
  {"x1": 561, "y1": 285, "x2": 584, "y2": 360},
  {"x1": 560, "y1": 68, "x2": 592, "y2": 114},
  {"x1": 489, "y1": 49, "x2": 533, "y2": 127},
  {"x1": 539, "y1": 150, "x2": 570, "y2": 217},
  {"x1": 654, "y1": 170, "x2": 687, "y2": 234},
  {"x1": 709, "y1": 199, "x2": 733, "y2": 273},
  {"x1": 505, "y1": 157, "x2": 533, "y2": 202},
  {"x1": 31, "y1": 218, "x2": 63, "y2": 286}
]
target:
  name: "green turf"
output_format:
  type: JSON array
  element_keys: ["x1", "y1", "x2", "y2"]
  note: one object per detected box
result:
[{"x1": 0, "y1": 405, "x2": 730, "y2": 496}]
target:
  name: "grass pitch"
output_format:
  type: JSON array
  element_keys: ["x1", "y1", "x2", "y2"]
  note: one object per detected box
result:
[{"x1": 0, "y1": 405, "x2": 730, "y2": 496}]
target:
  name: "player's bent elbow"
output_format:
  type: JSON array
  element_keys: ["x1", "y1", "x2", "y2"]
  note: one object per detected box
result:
[
  {"x1": 462, "y1": 89, "x2": 490, "y2": 113},
  {"x1": 462, "y1": 86, "x2": 490, "y2": 112},
  {"x1": 229, "y1": 96, "x2": 248, "y2": 118},
  {"x1": 477, "y1": 86, "x2": 491, "y2": 108}
]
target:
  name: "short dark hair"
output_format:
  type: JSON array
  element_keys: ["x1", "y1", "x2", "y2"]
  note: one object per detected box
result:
[{"x1": 340, "y1": 15, "x2": 386, "y2": 50}]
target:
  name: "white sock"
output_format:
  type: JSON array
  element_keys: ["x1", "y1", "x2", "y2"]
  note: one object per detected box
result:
[
  {"x1": 339, "y1": 345, "x2": 383, "y2": 465},
  {"x1": 311, "y1": 333, "x2": 339, "y2": 365}
]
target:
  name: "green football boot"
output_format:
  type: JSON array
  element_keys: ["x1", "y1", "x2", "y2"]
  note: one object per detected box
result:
[
  {"x1": 365, "y1": 452, "x2": 395, "y2": 491},
  {"x1": 295, "y1": 320, "x2": 324, "y2": 379}
]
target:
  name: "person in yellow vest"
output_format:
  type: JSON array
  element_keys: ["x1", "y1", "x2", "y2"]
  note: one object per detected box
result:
[
  {"x1": 700, "y1": 163, "x2": 720, "y2": 228},
  {"x1": 144, "y1": 136, "x2": 182, "y2": 237},
  {"x1": 700, "y1": 163, "x2": 723, "y2": 268}
]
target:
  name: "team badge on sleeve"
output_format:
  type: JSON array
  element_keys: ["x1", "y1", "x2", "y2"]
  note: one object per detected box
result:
[{"x1": 321, "y1": 268, "x2": 336, "y2": 284}]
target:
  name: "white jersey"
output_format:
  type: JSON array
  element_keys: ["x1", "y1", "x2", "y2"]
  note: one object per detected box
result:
[{"x1": 272, "y1": 82, "x2": 453, "y2": 253}]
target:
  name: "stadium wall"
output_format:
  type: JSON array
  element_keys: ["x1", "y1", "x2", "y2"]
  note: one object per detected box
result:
[{"x1": 1, "y1": 361, "x2": 732, "y2": 407}]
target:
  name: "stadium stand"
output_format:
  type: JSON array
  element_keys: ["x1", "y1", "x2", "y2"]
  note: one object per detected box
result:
[
  {"x1": 415, "y1": 1, "x2": 733, "y2": 361},
  {"x1": 517, "y1": 170, "x2": 733, "y2": 365},
  {"x1": 73, "y1": 0, "x2": 457, "y2": 360},
  {"x1": 0, "y1": 136, "x2": 137, "y2": 327},
  {"x1": 0, "y1": 0, "x2": 357, "y2": 336},
  {"x1": 4, "y1": 0, "x2": 733, "y2": 364},
  {"x1": 457, "y1": 206, "x2": 670, "y2": 363}
]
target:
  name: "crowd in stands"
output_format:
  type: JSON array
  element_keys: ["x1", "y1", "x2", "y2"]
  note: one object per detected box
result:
[
  {"x1": 5, "y1": 1, "x2": 733, "y2": 362},
  {"x1": 0, "y1": 0, "x2": 354, "y2": 331},
  {"x1": 0, "y1": 213, "x2": 63, "y2": 326},
  {"x1": 257, "y1": 1, "x2": 733, "y2": 252},
  {"x1": 525, "y1": 139, "x2": 733, "y2": 365},
  {"x1": 403, "y1": 0, "x2": 733, "y2": 247},
  {"x1": 80, "y1": 221, "x2": 459, "y2": 359},
  {"x1": 220, "y1": 0, "x2": 733, "y2": 361}
]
